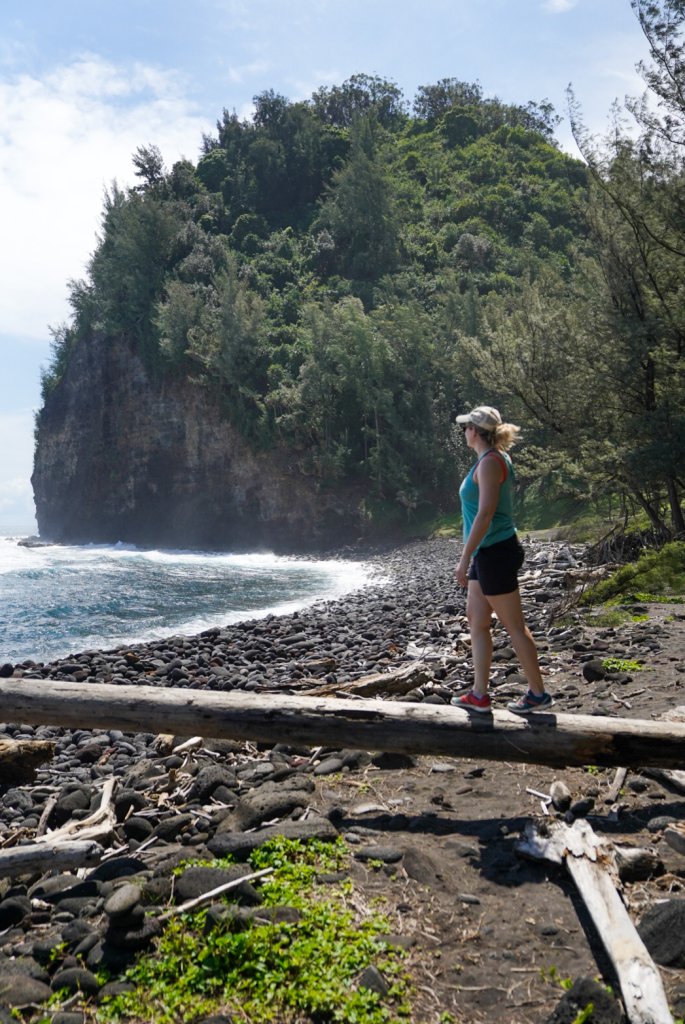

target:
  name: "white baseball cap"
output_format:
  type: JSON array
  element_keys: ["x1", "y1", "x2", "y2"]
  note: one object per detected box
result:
[{"x1": 455, "y1": 405, "x2": 502, "y2": 430}]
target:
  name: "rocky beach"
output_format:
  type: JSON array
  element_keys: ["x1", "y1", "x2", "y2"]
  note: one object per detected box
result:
[{"x1": 0, "y1": 535, "x2": 684, "y2": 1024}]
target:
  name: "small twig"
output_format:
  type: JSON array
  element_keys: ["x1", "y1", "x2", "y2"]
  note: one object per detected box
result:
[
  {"x1": 132, "y1": 834, "x2": 159, "y2": 855},
  {"x1": 526, "y1": 787, "x2": 551, "y2": 801},
  {"x1": 158, "y1": 867, "x2": 274, "y2": 920}
]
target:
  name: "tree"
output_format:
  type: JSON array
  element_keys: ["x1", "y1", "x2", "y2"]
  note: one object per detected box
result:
[
  {"x1": 87, "y1": 184, "x2": 182, "y2": 357},
  {"x1": 132, "y1": 144, "x2": 166, "y2": 190},
  {"x1": 315, "y1": 115, "x2": 399, "y2": 281},
  {"x1": 565, "y1": 0, "x2": 685, "y2": 534},
  {"x1": 182, "y1": 258, "x2": 268, "y2": 436},
  {"x1": 311, "y1": 74, "x2": 407, "y2": 130},
  {"x1": 413, "y1": 78, "x2": 484, "y2": 121}
]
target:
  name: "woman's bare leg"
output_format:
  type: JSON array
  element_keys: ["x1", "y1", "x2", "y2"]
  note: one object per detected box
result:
[
  {"x1": 486, "y1": 590, "x2": 545, "y2": 695},
  {"x1": 466, "y1": 579, "x2": 494, "y2": 697}
]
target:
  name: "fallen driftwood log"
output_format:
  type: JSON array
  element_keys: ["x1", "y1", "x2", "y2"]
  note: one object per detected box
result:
[
  {"x1": 0, "y1": 739, "x2": 55, "y2": 784},
  {"x1": 0, "y1": 840, "x2": 103, "y2": 879},
  {"x1": 1, "y1": 678, "x2": 685, "y2": 769},
  {"x1": 302, "y1": 662, "x2": 431, "y2": 697},
  {"x1": 517, "y1": 819, "x2": 672, "y2": 1024}
]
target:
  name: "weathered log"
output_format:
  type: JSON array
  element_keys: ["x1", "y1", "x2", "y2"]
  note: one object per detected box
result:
[
  {"x1": 518, "y1": 819, "x2": 672, "y2": 1024},
  {"x1": 302, "y1": 662, "x2": 431, "y2": 697},
  {"x1": 0, "y1": 739, "x2": 55, "y2": 784},
  {"x1": 1, "y1": 678, "x2": 685, "y2": 769},
  {"x1": 0, "y1": 841, "x2": 103, "y2": 879}
]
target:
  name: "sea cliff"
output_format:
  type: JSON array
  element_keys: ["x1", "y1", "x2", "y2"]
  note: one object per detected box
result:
[{"x1": 32, "y1": 333, "x2": 364, "y2": 551}]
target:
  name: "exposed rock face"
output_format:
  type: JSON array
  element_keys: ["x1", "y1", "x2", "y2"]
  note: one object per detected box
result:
[{"x1": 32, "y1": 334, "x2": 363, "y2": 551}]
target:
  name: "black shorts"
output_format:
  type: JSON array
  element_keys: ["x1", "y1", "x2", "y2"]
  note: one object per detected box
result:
[{"x1": 468, "y1": 534, "x2": 525, "y2": 596}]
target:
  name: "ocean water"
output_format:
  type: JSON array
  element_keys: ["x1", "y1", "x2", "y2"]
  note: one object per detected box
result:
[{"x1": 0, "y1": 536, "x2": 372, "y2": 666}]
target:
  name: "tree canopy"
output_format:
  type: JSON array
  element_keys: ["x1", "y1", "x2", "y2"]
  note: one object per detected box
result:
[{"x1": 40, "y1": 43, "x2": 685, "y2": 537}]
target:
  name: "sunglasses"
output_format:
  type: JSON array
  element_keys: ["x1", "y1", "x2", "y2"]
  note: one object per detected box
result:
[{"x1": 460, "y1": 423, "x2": 473, "y2": 433}]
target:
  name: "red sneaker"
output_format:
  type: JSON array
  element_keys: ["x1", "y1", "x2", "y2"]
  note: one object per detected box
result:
[{"x1": 452, "y1": 690, "x2": 492, "y2": 713}]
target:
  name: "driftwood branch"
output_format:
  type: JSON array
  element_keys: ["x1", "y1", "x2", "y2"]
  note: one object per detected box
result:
[
  {"x1": 517, "y1": 819, "x2": 672, "y2": 1024},
  {"x1": 35, "y1": 778, "x2": 117, "y2": 845},
  {"x1": 0, "y1": 840, "x2": 103, "y2": 878},
  {"x1": 1, "y1": 678, "x2": 685, "y2": 769},
  {"x1": 159, "y1": 867, "x2": 274, "y2": 920},
  {"x1": 606, "y1": 767, "x2": 629, "y2": 804},
  {"x1": 303, "y1": 662, "x2": 431, "y2": 697},
  {"x1": 0, "y1": 739, "x2": 55, "y2": 784}
]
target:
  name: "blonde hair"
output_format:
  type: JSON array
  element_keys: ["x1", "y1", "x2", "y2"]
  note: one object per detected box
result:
[{"x1": 475, "y1": 421, "x2": 520, "y2": 451}]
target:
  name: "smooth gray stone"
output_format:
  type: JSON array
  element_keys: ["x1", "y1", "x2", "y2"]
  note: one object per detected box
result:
[
  {"x1": 637, "y1": 899, "x2": 685, "y2": 966},
  {"x1": 50, "y1": 966, "x2": 100, "y2": 996},
  {"x1": 354, "y1": 845, "x2": 403, "y2": 864},
  {"x1": 207, "y1": 815, "x2": 338, "y2": 859},
  {"x1": 174, "y1": 865, "x2": 261, "y2": 907},
  {"x1": 0, "y1": 972, "x2": 52, "y2": 1005},
  {"x1": 103, "y1": 883, "x2": 143, "y2": 919}
]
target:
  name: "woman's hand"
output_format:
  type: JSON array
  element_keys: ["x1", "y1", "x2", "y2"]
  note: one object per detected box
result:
[{"x1": 455, "y1": 558, "x2": 469, "y2": 588}]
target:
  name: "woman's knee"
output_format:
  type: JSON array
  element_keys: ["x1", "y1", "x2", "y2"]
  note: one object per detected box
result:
[{"x1": 468, "y1": 609, "x2": 493, "y2": 634}]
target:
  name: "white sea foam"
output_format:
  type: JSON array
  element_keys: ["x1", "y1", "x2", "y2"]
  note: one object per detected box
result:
[{"x1": 0, "y1": 535, "x2": 374, "y2": 663}]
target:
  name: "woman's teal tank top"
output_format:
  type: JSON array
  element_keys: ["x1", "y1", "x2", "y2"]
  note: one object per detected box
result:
[{"x1": 459, "y1": 449, "x2": 516, "y2": 552}]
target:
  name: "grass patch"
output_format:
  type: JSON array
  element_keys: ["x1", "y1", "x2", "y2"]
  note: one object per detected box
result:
[
  {"x1": 582, "y1": 609, "x2": 633, "y2": 628},
  {"x1": 429, "y1": 514, "x2": 460, "y2": 539},
  {"x1": 581, "y1": 542, "x2": 685, "y2": 607},
  {"x1": 97, "y1": 837, "x2": 412, "y2": 1024},
  {"x1": 601, "y1": 657, "x2": 643, "y2": 673}
]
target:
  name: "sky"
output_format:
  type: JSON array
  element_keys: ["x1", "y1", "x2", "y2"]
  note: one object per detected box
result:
[{"x1": 0, "y1": 0, "x2": 652, "y2": 535}]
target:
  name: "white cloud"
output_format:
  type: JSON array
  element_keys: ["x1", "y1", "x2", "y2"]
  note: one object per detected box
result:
[
  {"x1": 0, "y1": 55, "x2": 212, "y2": 339},
  {"x1": 541, "y1": 0, "x2": 577, "y2": 12},
  {"x1": 226, "y1": 60, "x2": 270, "y2": 84},
  {"x1": 0, "y1": 411, "x2": 37, "y2": 532}
]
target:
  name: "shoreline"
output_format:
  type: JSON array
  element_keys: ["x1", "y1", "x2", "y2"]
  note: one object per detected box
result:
[
  {"x1": 5, "y1": 536, "x2": 458, "y2": 685},
  {"x1": 1, "y1": 535, "x2": 395, "y2": 671}
]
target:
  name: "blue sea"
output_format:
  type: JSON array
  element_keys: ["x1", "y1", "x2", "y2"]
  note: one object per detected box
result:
[{"x1": 0, "y1": 536, "x2": 372, "y2": 665}]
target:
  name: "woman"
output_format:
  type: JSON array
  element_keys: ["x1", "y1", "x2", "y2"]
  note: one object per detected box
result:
[{"x1": 452, "y1": 405, "x2": 553, "y2": 715}]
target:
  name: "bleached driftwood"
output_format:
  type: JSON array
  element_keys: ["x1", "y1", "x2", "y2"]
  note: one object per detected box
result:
[
  {"x1": 159, "y1": 867, "x2": 274, "y2": 920},
  {"x1": 605, "y1": 766, "x2": 629, "y2": 804},
  {"x1": 302, "y1": 662, "x2": 431, "y2": 697},
  {"x1": 0, "y1": 739, "x2": 54, "y2": 784},
  {"x1": 0, "y1": 840, "x2": 103, "y2": 878},
  {"x1": 517, "y1": 818, "x2": 672, "y2": 1024},
  {"x1": 35, "y1": 778, "x2": 117, "y2": 845},
  {"x1": 2, "y1": 677, "x2": 685, "y2": 768}
]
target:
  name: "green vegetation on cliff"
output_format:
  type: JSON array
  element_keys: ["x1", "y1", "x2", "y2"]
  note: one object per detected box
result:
[{"x1": 41, "y1": 5, "x2": 685, "y2": 539}]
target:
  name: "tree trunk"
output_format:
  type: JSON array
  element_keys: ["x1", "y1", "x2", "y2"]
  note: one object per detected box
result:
[
  {"x1": 666, "y1": 475, "x2": 685, "y2": 535},
  {"x1": 631, "y1": 486, "x2": 665, "y2": 533},
  {"x1": 1, "y1": 678, "x2": 684, "y2": 769}
]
